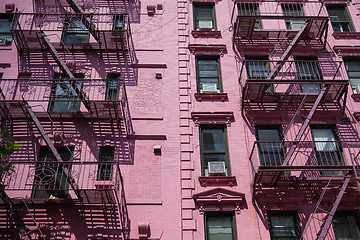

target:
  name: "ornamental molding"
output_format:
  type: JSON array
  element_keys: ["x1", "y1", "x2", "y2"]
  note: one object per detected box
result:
[
  {"x1": 193, "y1": 188, "x2": 245, "y2": 214},
  {"x1": 191, "y1": 112, "x2": 234, "y2": 126},
  {"x1": 188, "y1": 44, "x2": 227, "y2": 56}
]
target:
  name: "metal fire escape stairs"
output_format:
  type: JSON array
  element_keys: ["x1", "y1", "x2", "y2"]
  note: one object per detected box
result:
[
  {"x1": 40, "y1": 31, "x2": 92, "y2": 112},
  {"x1": 300, "y1": 174, "x2": 352, "y2": 240},
  {"x1": 0, "y1": 190, "x2": 31, "y2": 240},
  {"x1": 259, "y1": 20, "x2": 312, "y2": 96}
]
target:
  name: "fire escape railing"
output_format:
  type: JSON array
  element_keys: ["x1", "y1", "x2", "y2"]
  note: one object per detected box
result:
[
  {"x1": 0, "y1": 79, "x2": 133, "y2": 125},
  {"x1": 249, "y1": 140, "x2": 358, "y2": 178},
  {"x1": 232, "y1": 0, "x2": 328, "y2": 42},
  {"x1": 11, "y1": 13, "x2": 131, "y2": 51}
]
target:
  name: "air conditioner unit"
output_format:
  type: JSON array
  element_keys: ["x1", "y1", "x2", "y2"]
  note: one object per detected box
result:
[
  {"x1": 0, "y1": 37, "x2": 8, "y2": 46},
  {"x1": 208, "y1": 161, "x2": 226, "y2": 176},
  {"x1": 198, "y1": 20, "x2": 213, "y2": 30},
  {"x1": 201, "y1": 83, "x2": 219, "y2": 93}
]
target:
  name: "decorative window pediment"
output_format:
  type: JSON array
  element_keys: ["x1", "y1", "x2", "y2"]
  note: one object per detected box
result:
[
  {"x1": 191, "y1": 112, "x2": 234, "y2": 126},
  {"x1": 188, "y1": 44, "x2": 227, "y2": 56},
  {"x1": 193, "y1": 188, "x2": 245, "y2": 214}
]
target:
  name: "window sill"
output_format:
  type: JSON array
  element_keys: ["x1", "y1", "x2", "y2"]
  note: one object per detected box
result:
[
  {"x1": 351, "y1": 93, "x2": 360, "y2": 102},
  {"x1": 0, "y1": 46, "x2": 12, "y2": 50},
  {"x1": 195, "y1": 92, "x2": 227, "y2": 102},
  {"x1": 191, "y1": 30, "x2": 221, "y2": 38},
  {"x1": 199, "y1": 176, "x2": 236, "y2": 187},
  {"x1": 333, "y1": 32, "x2": 360, "y2": 39},
  {"x1": 95, "y1": 182, "x2": 114, "y2": 189}
]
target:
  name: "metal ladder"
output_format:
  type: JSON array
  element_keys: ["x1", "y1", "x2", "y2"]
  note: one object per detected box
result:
[
  {"x1": 301, "y1": 175, "x2": 351, "y2": 240},
  {"x1": 23, "y1": 102, "x2": 83, "y2": 201},
  {"x1": 259, "y1": 20, "x2": 311, "y2": 97},
  {"x1": 0, "y1": 189, "x2": 31, "y2": 240},
  {"x1": 39, "y1": 31, "x2": 92, "y2": 112},
  {"x1": 65, "y1": 0, "x2": 101, "y2": 43}
]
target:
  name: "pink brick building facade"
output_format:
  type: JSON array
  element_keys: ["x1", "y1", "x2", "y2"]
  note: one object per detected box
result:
[{"x1": 0, "y1": 0, "x2": 360, "y2": 239}]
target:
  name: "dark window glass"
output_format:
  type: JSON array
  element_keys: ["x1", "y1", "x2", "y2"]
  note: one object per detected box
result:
[
  {"x1": 333, "y1": 211, "x2": 360, "y2": 240},
  {"x1": 268, "y1": 212, "x2": 300, "y2": 240},
  {"x1": 194, "y1": 4, "x2": 216, "y2": 30},
  {"x1": 97, "y1": 146, "x2": 114, "y2": 181},
  {"x1": 205, "y1": 212, "x2": 236, "y2": 240},
  {"x1": 0, "y1": 15, "x2": 13, "y2": 46},
  {"x1": 32, "y1": 147, "x2": 73, "y2": 199},
  {"x1": 197, "y1": 57, "x2": 221, "y2": 93},
  {"x1": 200, "y1": 126, "x2": 230, "y2": 176},
  {"x1": 255, "y1": 126, "x2": 284, "y2": 166},
  {"x1": 106, "y1": 73, "x2": 121, "y2": 101},
  {"x1": 327, "y1": 5, "x2": 354, "y2": 32}
]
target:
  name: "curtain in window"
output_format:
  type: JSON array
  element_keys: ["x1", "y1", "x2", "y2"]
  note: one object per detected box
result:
[
  {"x1": 49, "y1": 80, "x2": 82, "y2": 112},
  {"x1": 312, "y1": 128, "x2": 344, "y2": 175}
]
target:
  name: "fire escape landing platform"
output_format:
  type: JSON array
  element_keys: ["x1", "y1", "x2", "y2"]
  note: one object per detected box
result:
[
  {"x1": 11, "y1": 13, "x2": 131, "y2": 52},
  {"x1": 240, "y1": 60, "x2": 349, "y2": 118}
]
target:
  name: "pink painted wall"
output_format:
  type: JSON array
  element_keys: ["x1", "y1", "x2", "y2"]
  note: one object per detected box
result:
[{"x1": 1, "y1": 0, "x2": 360, "y2": 239}]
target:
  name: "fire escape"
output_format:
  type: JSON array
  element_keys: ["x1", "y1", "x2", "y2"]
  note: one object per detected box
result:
[
  {"x1": 233, "y1": 0, "x2": 358, "y2": 239},
  {"x1": 0, "y1": 0, "x2": 133, "y2": 238}
]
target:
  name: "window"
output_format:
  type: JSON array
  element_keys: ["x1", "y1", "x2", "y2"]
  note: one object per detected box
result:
[
  {"x1": 196, "y1": 57, "x2": 222, "y2": 93},
  {"x1": 294, "y1": 57, "x2": 322, "y2": 93},
  {"x1": 245, "y1": 56, "x2": 273, "y2": 92},
  {"x1": 344, "y1": 59, "x2": 360, "y2": 94},
  {"x1": 32, "y1": 147, "x2": 73, "y2": 199},
  {"x1": 246, "y1": 57, "x2": 269, "y2": 79},
  {"x1": 97, "y1": 146, "x2": 114, "y2": 181},
  {"x1": 332, "y1": 211, "x2": 360, "y2": 240},
  {"x1": 311, "y1": 126, "x2": 344, "y2": 176},
  {"x1": 200, "y1": 126, "x2": 230, "y2": 176},
  {"x1": 106, "y1": 73, "x2": 121, "y2": 100},
  {"x1": 62, "y1": 17, "x2": 90, "y2": 43},
  {"x1": 0, "y1": 15, "x2": 13, "y2": 46},
  {"x1": 205, "y1": 212, "x2": 237, "y2": 240},
  {"x1": 281, "y1": 4, "x2": 305, "y2": 30},
  {"x1": 326, "y1": 5, "x2": 354, "y2": 32},
  {"x1": 268, "y1": 212, "x2": 300, "y2": 240},
  {"x1": 238, "y1": 3, "x2": 261, "y2": 29},
  {"x1": 193, "y1": 4, "x2": 216, "y2": 31},
  {"x1": 48, "y1": 73, "x2": 83, "y2": 112},
  {"x1": 113, "y1": 15, "x2": 124, "y2": 30},
  {"x1": 255, "y1": 126, "x2": 284, "y2": 166}
]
